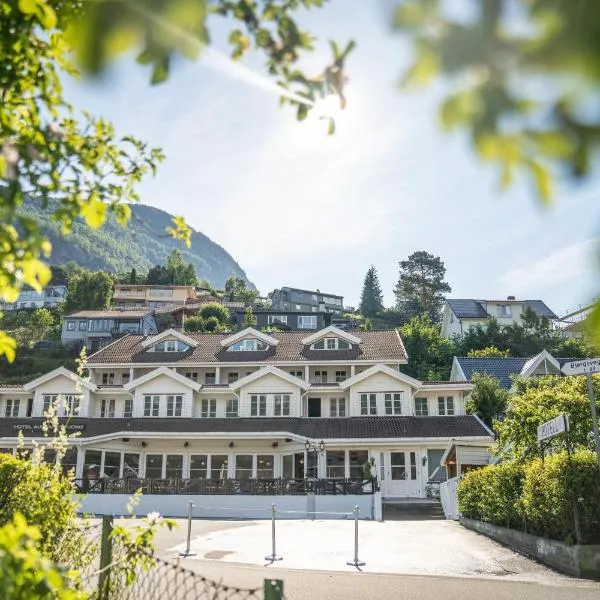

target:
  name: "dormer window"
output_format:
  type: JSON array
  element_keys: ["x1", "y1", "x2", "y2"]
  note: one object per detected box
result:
[
  {"x1": 149, "y1": 340, "x2": 189, "y2": 352},
  {"x1": 227, "y1": 338, "x2": 269, "y2": 352},
  {"x1": 311, "y1": 337, "x2": 351, "y2": 350}
]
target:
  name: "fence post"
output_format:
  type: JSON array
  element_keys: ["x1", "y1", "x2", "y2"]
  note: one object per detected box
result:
[
  {"x1": 264, "y1": 504, "x2": 282, "y2": 562},
  {"x1": 98, "y1": 515, "x2": 113, "y2": 599},
  {"x1": 264, "y1": 579, "x2": 284, "y2": 600},
  {"x1": 179, "y1": 501, "x2": 197, "y2": 557},
  {"x1": 346, "y1": 506, "x2": 366, "y2": 568}
]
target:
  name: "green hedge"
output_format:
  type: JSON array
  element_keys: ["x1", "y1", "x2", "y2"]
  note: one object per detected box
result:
[{"x1": 458, "y1": 450, "x2": 600, "y2": 544}]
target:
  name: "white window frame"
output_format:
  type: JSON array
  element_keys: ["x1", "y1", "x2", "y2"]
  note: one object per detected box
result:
[
  {"x1": 66, "y1": 320, "x2": 75, "y2": 331},
  {"x1": 5, "y1": 398, "x2": 20, "y2": 418},
  {"x1": 314, "y1": 370, "x2": 328, "y2": 383},
  {"x1": 329, "y1": 398, "x2": 346, "y2": 417},
  {"x1": 205, "y1": 372, "x2": 216, "y2": 384},
  {"x1": 497, "y1": 304, "x2": 512, "y2": 317},
  {"x1": 438, "y1": 396, "x2": 455, "y2": 416},
  {"x1": 384, "y1": 392, "x2": 402, "y2": 415},
  {"x1": 143, "y1": 395, "x2": 160, "y2": 417},
  {"x1": 289, "y1": 370, "x2": 303, "y2": 378},
  {"x1": 268, "y1": 315, "x2": 288, "y2": 325},
  {"x1": 335, "y1": 370, "x2": 347, "y2": 383},
  {"x1": 273, "y1": 394, "x2": 291, "y2": 416},
  {"x1": 415, "y1": 397, "x2": 429, "y2": 416},
  {"x1": 123, "y1": 398, "x2": 133, "y2": 418},
  {"x1": 63, "y1": 395, "x2": 80, "y2": 415},
  {"x1": 311, "y1": 337, "x2": 351, "y2": 350},
  {"x1": 102, "y1": 372, "x2": 115, "y2": 385},
  {"x1": 360, "y1": 393, "x2": 377, "y2": 416},
  {"x1": 250, "y1": 395, "x2": 267, "y2": 417},
  {"x1": 298, "y1": 315, "x2": 317, "y2": 329},
  {"x1": 166, "y1": 395, "x2": 183, "y2": 417},
  {"x1": 99, "y1": 398, "x2": 116, "y2": 418},
  {"x1": 200, "y1": 398, "x2": 217, "y2": 418},
  {"x1": 226, "y1": 398, "x2": 238, "y2": 417},
  {"x1": 42, "y1": 394, "x2": 57, "y2": 413},
  {"x1": 227, "y1": 339, "x2": 269, "y2": 352}
]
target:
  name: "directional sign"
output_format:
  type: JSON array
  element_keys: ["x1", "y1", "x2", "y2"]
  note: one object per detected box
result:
[
  {"x1": 537, "y1": 415, "x2": 569, "y2": 443},
  {"x1": 561, "y1": 358, "x2": 600, "y2": 376}
]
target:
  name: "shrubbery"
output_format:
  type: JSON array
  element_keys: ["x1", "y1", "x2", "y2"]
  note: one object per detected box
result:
[
  {"x1": 458, "y1": 449, "x2": 600, "y2": 544},
  {"x1": 0, "y1": 454, "x2": 79, "y2": 562}
]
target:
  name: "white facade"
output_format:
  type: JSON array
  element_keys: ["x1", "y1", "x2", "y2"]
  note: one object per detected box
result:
[
  {"x1": 0, "y1": 327, "x2": 492, "y2": 500},
  {"x1": 441, "y1": 298, "x2": 557, "y2": 338}
]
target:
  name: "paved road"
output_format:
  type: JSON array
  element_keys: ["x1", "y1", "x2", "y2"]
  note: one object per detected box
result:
[{"x1": 118, "y1": 518, "x2": 600, "y2": 600}]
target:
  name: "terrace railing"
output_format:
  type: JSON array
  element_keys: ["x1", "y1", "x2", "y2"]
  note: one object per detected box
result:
[{"x1": 74, "y1": 477, "x2": 378, "y2": 496}]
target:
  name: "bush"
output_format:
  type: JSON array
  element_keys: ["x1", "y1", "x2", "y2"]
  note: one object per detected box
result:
[
  {"x1": 521, "y1": 450, "x2": 600, "y2": 544},
  {"x1": 183, "y1": 315, "x2": 205, "y2": 332},
  {"x1": 198, "y1": 302, "x2": 229, "y2": 323},
  {"x1": 458, "y1": 462, "x2": 524, "y2": 527},
  {"x1": 458, "y1": 450, "x2": 600, "y2": 544},
  {"x1": 0, "y1": 514, "x2": 83, "y2": 600},
  {"x1": 0, "y1": 454, "x2": 79, "y2": 562}
]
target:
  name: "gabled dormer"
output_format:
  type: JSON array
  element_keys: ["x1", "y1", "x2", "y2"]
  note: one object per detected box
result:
[
  {"x1": 140, "y1": 329, "x2": 198, "y2": 353},
  {"x1": 220, "y1": 328, "x2": 278, "y2": 352},
  {"x1": 301, "y1": 326, "x2": 361, "y2": 350}
]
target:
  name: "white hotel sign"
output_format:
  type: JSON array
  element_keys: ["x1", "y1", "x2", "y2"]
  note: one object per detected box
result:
[{"x1": 537, "y1": 415, "x2": 569, "y2": 443}]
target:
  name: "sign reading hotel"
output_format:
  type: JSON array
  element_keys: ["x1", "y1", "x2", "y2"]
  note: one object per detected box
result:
[
  {"x1": 12, "y1": 423, "x2": 85, "y2": 433},
  {"x1": 561, "y1": 358, "x2": 600, "y2": 376},
  {"x1": 537, "y1": 415, "x2": 569, "y2": 443}
]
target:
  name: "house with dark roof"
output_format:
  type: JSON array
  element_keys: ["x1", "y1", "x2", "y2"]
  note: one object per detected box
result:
[
  {"x1": 450, "y1": 349, "x2": 569, "y2": 389},
  {"x1": 0, "y1": 325, "x2": 493, "y2": 512},
  {"x1": 441, "y1": 297, "x2": 558, "y2": 338}
]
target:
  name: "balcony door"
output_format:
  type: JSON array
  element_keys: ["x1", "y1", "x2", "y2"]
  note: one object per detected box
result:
[{"x1": 307, "y1": 398, "x2": 321, "y2": 417}]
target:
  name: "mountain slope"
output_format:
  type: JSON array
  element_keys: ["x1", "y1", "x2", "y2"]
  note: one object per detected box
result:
[{"x1": 20, "y1": 202, "x2": 253, "y2": 289}]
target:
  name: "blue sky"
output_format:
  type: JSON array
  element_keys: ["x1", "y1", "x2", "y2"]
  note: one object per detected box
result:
[{"x1": 63, "y1": 1, "x2": 599, "y2": 316}]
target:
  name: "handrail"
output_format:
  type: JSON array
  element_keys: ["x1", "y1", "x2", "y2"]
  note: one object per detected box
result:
[{"x1": 73, "y1": 476, "x2": 378, "y2": 496}]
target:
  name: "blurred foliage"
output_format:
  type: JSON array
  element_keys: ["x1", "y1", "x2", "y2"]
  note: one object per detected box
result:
[
  {"x1": 0, "y1": 514, "x2": 84, "y2": 600},
  {"x1": 394, "y1": 0, "x2": 600, "y2": 202}
]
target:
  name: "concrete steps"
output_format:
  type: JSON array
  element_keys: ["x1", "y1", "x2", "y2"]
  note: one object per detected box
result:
[{"x1": 383, "y1": 501, "x2": 445, "y2": 521}]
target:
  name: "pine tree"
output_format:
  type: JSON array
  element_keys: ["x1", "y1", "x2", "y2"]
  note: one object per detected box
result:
[
  {"x1": 129, "y1": 268, "x2": 137, "y2": 284},
  {"x1": 359, "y1": 266, "x2": 384, "y2": 318},
  {"x1": 394, "y1": 251, "x2": 451, "y2": 324}
]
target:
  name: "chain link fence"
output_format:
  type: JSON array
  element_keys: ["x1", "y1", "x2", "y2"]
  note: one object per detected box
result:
[{"x1": 65, "y1": 517, "x2": 281, "y2": 600}]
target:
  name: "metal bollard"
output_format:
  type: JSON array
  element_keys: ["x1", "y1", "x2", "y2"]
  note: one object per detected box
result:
[
  {"x1": 179, "y1": 501, "x2": 197, "y2": 557},
  {"x1": 346, "y1": 505, "x2": 366, "y2": 568},
  {"x1": 264, "y1": 503, "x2": 283, "y2": 562}
]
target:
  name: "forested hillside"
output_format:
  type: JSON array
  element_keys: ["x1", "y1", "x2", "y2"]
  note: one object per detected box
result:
[{"x1": 19, "y1": 202, "x2": 253, "y2": 289}]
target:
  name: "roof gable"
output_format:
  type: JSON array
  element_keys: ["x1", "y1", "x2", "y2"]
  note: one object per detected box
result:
[
  {"x1": 520, "y1": 349, "x2": 560, "y2": 377},
  {"x1": 229, "y1": 366, "x2": 309, "y2": 391},
  {"x1": 123, "y1": 367, "x2": 201, "y2": 392},
  {"x1": 340, "y1": 364, "x2": 421, "y2": 390},
  {"x1": 220, "y1": 328, "x2": 279, "y2": 348},
  {"x1": 23, "y1": 367, "x2": 96, "y2": 392},
  {"x1": 301, "y1": 326, "x2": 361, "y2": 346},
  {"x1": 140, "y1": 328, "x2": 198, "y2": 350}
]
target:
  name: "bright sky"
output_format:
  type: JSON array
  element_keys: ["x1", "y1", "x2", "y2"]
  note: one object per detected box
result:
[{"x1": 63, "y1": 1, "x2": 599, "y2": 316}]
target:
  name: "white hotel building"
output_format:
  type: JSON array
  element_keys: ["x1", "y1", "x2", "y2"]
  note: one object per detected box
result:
[{"x1": 0, "y1": 326, "x2": 492, "y2": 512}]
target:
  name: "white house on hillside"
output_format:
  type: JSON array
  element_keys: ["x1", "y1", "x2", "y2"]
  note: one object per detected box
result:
[{"x1": 441, "y1": 297, "x2": 558, "y2": 338}]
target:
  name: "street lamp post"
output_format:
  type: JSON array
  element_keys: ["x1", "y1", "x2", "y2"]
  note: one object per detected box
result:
[{"x1": 305, "y1": 439, "x2": 325, "y2": 479}]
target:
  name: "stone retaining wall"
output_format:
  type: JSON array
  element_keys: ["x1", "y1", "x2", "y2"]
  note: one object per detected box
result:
[{"x1": 461, "y1": 517, "x2": 600, "y2": 579}]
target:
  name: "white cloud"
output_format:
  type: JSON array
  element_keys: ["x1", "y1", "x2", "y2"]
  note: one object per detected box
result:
[{"x1": 498, "y1": 239, "x2": 598, "y2": 296}]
